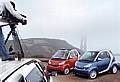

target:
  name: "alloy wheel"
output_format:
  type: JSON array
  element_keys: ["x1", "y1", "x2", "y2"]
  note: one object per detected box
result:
[
  {"x1": 64, "y1": 67, "x2": 70, "y2": 75},
  {"x1": 89, "y1": 70, "x2": 97, "y2": 79},
  {"x1": 112, "y1": 65, "x2": 118, "y2": 74}
]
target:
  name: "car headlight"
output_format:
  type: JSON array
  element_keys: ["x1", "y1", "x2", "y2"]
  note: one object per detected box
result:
[
  {"x1": 84, "y1": 64, "x2": 92, "y2": 68},
  {"x1": 48, "y1": 60, "x2": 51, "y2": 64},
  {"x1": 59, "y1": 61, "x2": 65, "y2": 65}
]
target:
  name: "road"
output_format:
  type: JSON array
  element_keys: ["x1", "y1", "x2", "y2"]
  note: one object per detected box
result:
[{"x1": 41, "y1": 62, "x2": 120, "y2": 82}]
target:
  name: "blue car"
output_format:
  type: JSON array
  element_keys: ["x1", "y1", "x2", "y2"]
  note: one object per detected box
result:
[{"x1": 74, "y1": 50, "x2": 118, "y2": 79}]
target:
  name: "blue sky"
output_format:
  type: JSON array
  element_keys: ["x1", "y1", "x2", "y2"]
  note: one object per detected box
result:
[{"x1": 2, "y1": 0, "x2": 120, "y2": 54}]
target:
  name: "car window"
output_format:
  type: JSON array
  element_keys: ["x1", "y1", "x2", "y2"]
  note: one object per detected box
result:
[
  {"x1": 74, "y1": 50, "x2": 79, "y2": 56},
  {"x1": 80, "y1": 51, "x2": 98, "y2": 61},
  {"x1": 52, "y1": 50, "x2": 69, "y2": 59},
  {"x1": 106, "y1": 52, "x2": 110, "y2": 58},
  {"x1": 69, "y1": 51, "x2": 76, "y2": 58},
  {"x1": 98, "y1": 51, "x2": 110, "y2": 59},
  {"x1": 25, "y1": 66, "x2": 45, "y2": 82}
]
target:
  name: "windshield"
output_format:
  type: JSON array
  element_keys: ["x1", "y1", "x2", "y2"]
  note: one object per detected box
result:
[
  {"x1": 52, "y1": 50, "x2": 69, "y2": 59},
  {"x1": 80, "y1": 51, "x2": 99, "y2": 61}
]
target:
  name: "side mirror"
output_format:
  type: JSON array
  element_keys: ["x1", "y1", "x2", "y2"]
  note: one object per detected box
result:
[
  {"x1": 97, "y1": 58, "x2": 102, "y2": 61},
  {"x1": 49, "y1": 71, "x2": 57, "y2": 76}
]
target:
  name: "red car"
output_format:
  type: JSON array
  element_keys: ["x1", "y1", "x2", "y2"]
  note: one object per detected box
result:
[{"x1": 47, "y1": 49, "x2": 82, "y2": 74}]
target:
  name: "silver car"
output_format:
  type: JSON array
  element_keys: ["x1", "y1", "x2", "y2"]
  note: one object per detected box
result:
[{"x1": 0, "y1": 59, "x2": 53, "y2": 82}]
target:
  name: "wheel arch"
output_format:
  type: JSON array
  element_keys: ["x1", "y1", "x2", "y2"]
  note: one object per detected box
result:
[{"x1": 89, "y1": 67, "x2": 98, "y2": 74}]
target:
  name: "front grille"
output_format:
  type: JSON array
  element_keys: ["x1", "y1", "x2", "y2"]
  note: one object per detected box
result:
[
  {"x1": 51, "y1": 62, "x2": 59, "y2": 66},
  {"x1": 51, "y1": 64, "x2": 59, "y2": 67},
  {"x1": 76, "y1": 66, "x2": 84, "y2": 69}
]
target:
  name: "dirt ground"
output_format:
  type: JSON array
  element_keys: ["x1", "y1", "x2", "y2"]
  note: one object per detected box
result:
[
  {"x1": 44, "y1": 63, "x2": 120, "y2": 82},
  {"x1": 52, "y1": 71, "x2": 120, "y2": 82}
]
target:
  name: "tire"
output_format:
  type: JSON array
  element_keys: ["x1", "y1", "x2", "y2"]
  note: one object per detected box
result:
[
  {"x1": 64, "y1": 67, "x2": 70, "y2": 75},
  {"x1": 89, "y1": 70, "x2": 97, "y2": 79},
  {"x1": 111, "y1": 65, "x2": 118, "y2": 74}
]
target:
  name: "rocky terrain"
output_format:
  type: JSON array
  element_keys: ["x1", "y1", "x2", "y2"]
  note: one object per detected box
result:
[{"x1": 6, "y1": 38, "x2": 76, "y2": 58}]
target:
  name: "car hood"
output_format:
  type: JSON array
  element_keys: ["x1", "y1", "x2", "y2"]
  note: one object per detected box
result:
[
  {"x1": 75, "y1": 60, "x2": 93, "y2": 68},
  {"x1": 50, "y1": 59, "x2": 65, "y2": 65}
]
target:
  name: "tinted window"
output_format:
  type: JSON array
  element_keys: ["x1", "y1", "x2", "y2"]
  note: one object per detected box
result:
[
  {"x1": 52, "y1": 50, "x2": 69, "y2": 59},
  {"x1": 80, "y1": 51, "x2": 98, "y2": 61},
  {"x1": 69, "y1": 51, "x2": 76, "y2": 58},
  {"x1": 25, "y1": 67, "x2": 44, "y2": 82},
  {"x1": 74, "y1": 51, "x2": 79, "y2": 56},
  {"x1": 98, "y1": 51, "x2": 110, "y2": 59}
]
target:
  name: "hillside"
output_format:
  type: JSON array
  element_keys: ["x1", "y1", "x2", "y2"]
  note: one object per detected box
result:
[{"x1": 6, "y1": 38, "x2": 76, "y2": 58}]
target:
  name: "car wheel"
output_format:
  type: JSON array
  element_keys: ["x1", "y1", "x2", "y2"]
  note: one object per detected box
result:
[
  {"x1": 89, "y1": 70, "x2": 97, "y2": 79},
  {"x1": 64, "y1": 67, "x2": 70, "y2": 75},
  {"x1": 111, "y1": 65, "x2": 118, "y2": 74}
]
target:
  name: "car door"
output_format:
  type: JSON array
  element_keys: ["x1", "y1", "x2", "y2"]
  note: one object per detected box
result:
[
  {"x1": 97, "y1": 51, "x2": 110, "y2": 72},
  {"x1": 68, "y1": 50, "x2": 78, "y2": 68}
]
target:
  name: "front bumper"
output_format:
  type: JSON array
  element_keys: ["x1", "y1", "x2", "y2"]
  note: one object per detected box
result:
[
  {"x1": 47, "y1": 64, "x2": 65, "y2": 72},
  {"x1": 73, "y1": 67, "x2": 90, "y2": 76}
]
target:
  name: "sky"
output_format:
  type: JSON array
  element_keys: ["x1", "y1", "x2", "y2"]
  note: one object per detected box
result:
[{"x1": 2, "y1": 0, "x2": 120, "y2": 54}]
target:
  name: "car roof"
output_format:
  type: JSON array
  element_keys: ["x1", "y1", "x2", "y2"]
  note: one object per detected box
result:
[{"x1": 0, "y1": 58, "x2": 39, "y2": 81}]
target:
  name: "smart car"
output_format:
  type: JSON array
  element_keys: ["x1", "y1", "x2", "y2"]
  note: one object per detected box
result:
[
  {"x1": 74, "y1": 50, "x2": 118, "y2": 79},
  {"x1": 47, "y1": 48, "x2": 82, "y2": 74},
  {"x1": 0, "y1": 58, "x2": 53, "y2": 82}
]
